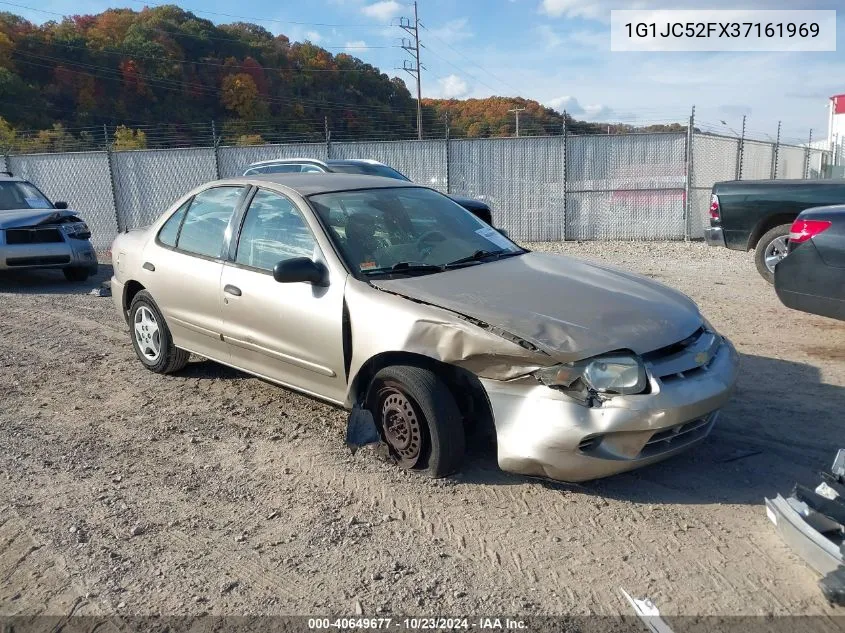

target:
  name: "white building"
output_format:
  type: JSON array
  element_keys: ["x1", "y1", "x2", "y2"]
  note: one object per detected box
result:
[{"x1": 826, "y1": 93, "x2": 845, "y2": 172}]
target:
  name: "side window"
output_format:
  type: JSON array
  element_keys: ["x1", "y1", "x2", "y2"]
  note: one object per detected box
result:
[
  {"x1": 300, "y1": 164, "x2": 323, "y2": 173},
  {"x1": 264, "y1": 164, "x2": 302, "y2": 174},
  {"x1": 235, "y1": 190, "x2": 317, "y2": 271},
  {"x1": 157, "y1": 199, "x2": 191, "y2": 247},
  {"x1": 176, "y1": 187, "x2": 243, "y2": 258}
]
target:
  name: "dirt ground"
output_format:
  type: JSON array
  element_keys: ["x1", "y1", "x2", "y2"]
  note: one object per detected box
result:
[{"x1": 1, "y1": 241, "x2": 845, "y2": 621}]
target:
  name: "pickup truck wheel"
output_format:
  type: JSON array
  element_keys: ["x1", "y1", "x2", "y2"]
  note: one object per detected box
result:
[
  {"x1": 754, "y1": 224, "x2": 791, "y2": 283},
  {"x1": 367, "y1": 365, "x2": 465, "y2": 478},
  {"x1": 128, "y1": 290, "x2": 190, "y2": 374}
]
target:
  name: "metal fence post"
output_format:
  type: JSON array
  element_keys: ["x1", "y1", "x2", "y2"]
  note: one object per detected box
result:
[
  {"x1": 683, "y1": 105, "x2": 695, "y2": 242},
  {"x1": 735, "y1": 115, "x2": 746, "y2": 180},
  {"x1": 771, "y1": 121, "x2": 781, "y2": 179},
  {"x1": 211, "y1": 120, "x2": 221, "y2": 179},
  {"x1": 325, "y1": 117, "x2": 332, "y2": 159},
  {"x1": 103, "y1": 124, "x2": 123, "y2": 234},
  {"x1": 444, "y1": 112, "x2": 451, "y2": 194},
  {"x1": 561, "y1": 111, "x2": 568, "y2": 242},
  {"x1": 803, "y1": 128, "x2": 813, "y2": 179}
]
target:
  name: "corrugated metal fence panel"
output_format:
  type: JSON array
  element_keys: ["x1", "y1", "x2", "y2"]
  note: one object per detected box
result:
[
  {"x1": 8, "y1": 151, "x2": 118, "y2": 251},
  {"x1": 218, "y1": 143, "x2": 328, "y2": 178},
  {"x1": 449, "y1": 137, "x2": 565, "y2": 241},
  {"x1": 776, "y1": 145, "x2": 807, "y2": 179},
  {"x1": 567, "y1": 133, "x2": 686, "y2": 240},
  {"x1": 113, "y1": 147, "x2": 217, "y2": 229},
  {"x1": 741, "y1": 140, "x2": 774, "y2": 180},
  {"x1": 689, "y1": 134, "x2": 739, "y2": 240},
  {"x1": 332, "y1": 140, "x2": 448, "y2": 193}
]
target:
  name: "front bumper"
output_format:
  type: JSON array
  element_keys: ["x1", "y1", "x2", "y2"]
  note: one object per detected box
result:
[
  {"x1": 0, "y1": 237, "x2": 97, "y2": 271},
  {"x1": 704, "y1": 226, "x2": 726, "y2": 247},
  {"x1": 481, "y1": 338, "x2": 739, "y2": 482}
]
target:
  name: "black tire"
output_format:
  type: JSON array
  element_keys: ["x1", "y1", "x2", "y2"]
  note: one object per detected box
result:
[
  {"x1": 754, "y1": 224, "x2": 792, "y2": 284},
  {"x1": 128, "y1": 290, "x2": 189, "y2": 374},
  {"x1": 367, "y1": 365, "x2": 465, "y2": 478},
  {"x1": 63, "y1": 266, "x2": 90, "y2": 282}
]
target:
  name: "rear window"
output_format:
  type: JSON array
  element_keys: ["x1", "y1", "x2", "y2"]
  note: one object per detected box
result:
[
  {"x1": 329, "y1": 163, "x2": 410, "y2": 181},
  {"x1": 0, "y1": 181, "x2": 53, "y2": 210}
]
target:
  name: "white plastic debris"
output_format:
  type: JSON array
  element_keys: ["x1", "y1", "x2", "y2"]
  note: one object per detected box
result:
[
  {"x1": 620, "y1": 588, "x2": 675, "y2": 633},
  {"x1": 816, "y1": 482, "x2": 840, "y2": 501}
]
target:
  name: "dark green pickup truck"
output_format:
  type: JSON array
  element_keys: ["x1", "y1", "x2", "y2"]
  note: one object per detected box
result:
[{"x1": 705, "y1": 179, "x2": 845, "y2": 282}]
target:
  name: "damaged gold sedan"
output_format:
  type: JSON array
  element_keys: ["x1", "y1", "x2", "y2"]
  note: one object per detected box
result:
[{"x1": 110, "y1": 174, "x2": 738, "y2": 482}]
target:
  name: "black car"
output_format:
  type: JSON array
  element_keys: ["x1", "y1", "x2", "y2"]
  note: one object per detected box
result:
[
  {"x1": 243, "y1": 158, "x2": 494, "y2": 226},
  {"x1": 775, "y1": 205, "x2": 845, "y2": 321}
]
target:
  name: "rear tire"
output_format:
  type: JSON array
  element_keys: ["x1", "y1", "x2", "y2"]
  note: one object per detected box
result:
[
  {"x1": 128, "y1": 290, "x2": 189, "y2": 374},
  {"x1": 367, "y1": 365, "x2": 465, "y2": 478},
  {"x1": 63, "y1": 266, "x2": 90, "y2": 282},
  {"x1": 754, "y1": 224, "x2": 792, "y2": 283}
]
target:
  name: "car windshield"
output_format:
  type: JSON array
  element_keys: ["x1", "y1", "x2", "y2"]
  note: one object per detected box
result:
[
  {"x1": 328, "y1": 163, "x2": 411, "y2": 181},
  {"x1": 309, "y1": 187, "x2": 522, "y2": 276},
  {"x1": 0, "y1": 181, "x2": 53, "y2": 211}
]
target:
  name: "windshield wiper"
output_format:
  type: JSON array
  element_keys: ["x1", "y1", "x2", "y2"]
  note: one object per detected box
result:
[
  {"x1": 363, "y1": 261, "x2": 445, "y2": 276},
  {"x1": 444, "y1": 249, "x2": 511, "y2": 268}
]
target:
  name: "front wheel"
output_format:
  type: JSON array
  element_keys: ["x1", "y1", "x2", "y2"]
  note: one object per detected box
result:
[
  {"x1": 754, "y1": 224, "x2": 792, "y2": 283},
  {"x1": 128, "y1": 290, "x2": 189, "y2": 374},
  {"x1": 367, "y1": 365, "x2": 465, "y2": 478}
]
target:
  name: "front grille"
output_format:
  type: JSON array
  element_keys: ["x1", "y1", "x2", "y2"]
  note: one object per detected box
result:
[
  {"x1": 638, "y1": 414, "x2": 716, "y2": 458},
  {"x1": 5, "y1": 228, "x2": 63, "y2": 244},
  {"x1": 6, "y1": 255, "x2": 71, "y2": 267},
  {"x1": 643, "y1": 327, "x2": 722, "y2": 380}
]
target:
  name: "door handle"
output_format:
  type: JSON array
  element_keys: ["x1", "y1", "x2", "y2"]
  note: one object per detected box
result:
[{"x1": 224, "y1": 284, "x2": 242, "y2": 297}]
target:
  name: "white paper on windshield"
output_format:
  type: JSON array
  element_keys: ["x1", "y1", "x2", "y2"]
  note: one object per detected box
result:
[
  {"x1": 475, "y1": 226, "x2": 512, "y2": 250},
  {"x1": 25, "y1": 197, "x2": 52, "y2": 209}
]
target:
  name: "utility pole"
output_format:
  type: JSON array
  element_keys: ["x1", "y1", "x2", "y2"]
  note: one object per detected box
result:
[
  {"x1": 400, "y1": 2, "x2": 423, "y2": 140},
  {"x1": 508, "y1": 106, "x2": 525, "y2": 137}
]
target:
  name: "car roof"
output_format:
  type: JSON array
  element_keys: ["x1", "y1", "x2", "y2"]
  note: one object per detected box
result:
[
  {"x1": 246, "y1": 158, "x2": 388, "y2": 169},
  {"x1": 235, "y1": 173, "x2": 421, "y2": 196}
]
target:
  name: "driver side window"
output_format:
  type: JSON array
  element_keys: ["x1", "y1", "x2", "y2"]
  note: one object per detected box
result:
[{"x1": 235, "y1": 189, "x2": 317, "y2": 271}]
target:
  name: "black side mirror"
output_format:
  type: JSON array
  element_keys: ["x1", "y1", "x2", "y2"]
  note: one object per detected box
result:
[
  {"x1": 54, "y1": 201, "x2": 68, "y2": 209},
  {"x1": 273, "y1": 257, "x2": 328, "y2": 286}
]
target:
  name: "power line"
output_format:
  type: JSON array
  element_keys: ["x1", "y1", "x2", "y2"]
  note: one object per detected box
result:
[{"x1": 418, "y1": 21, "x2": 520, "y2": 95}]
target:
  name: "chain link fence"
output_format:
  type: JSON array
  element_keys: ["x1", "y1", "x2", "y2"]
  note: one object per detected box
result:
[{"x1": 5, "y1": 130, "x2": 832, "y2": 251}]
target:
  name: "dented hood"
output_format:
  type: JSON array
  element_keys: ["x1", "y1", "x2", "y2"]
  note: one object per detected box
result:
[
  {"x1": 371, "y1": 251, "x2": 703, "y2": 361},
  {"x1": 0, "y1": 208, "x2": 76, "y2": 229}
]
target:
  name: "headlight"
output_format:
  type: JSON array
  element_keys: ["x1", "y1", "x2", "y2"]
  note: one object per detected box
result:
[
  {"x1": 534, "y1": 354, "x2": 647, "y2": 395},
  {"x1": 60, "y1": 222, "x2": 91, "y2": 239}
]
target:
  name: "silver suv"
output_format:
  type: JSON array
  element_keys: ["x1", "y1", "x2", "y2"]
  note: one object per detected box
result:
[{"x1": 0, "y1": 173, "x2": 98, "y2": 281}]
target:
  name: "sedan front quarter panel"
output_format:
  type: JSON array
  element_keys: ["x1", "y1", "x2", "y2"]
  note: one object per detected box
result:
[{"x1": 343, "y1": 278, "x2": 552, "y2": 406}]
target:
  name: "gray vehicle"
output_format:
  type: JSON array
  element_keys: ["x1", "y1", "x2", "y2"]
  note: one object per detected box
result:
[
  {"x1": 0, "y1": 173, "x2": 98, "y2": 281},
  {"x1": 110, "y1": 174, "x2": 738, "y2": 482},
  {"x1": 244, "y1": 158, "x2": 495, "y2": 226}
]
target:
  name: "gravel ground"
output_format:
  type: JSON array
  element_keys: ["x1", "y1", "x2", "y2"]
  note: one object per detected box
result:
[{"x1": 1, "y1": 241, "x2": 844, "y2": 620}]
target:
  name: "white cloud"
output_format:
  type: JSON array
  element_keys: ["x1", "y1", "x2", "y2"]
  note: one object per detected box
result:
[
  {"x1": 535, "y1": 25, "x2": 562, "y2": 50},
  {"x1": 361, "y1": 0, "x2": 402, "y2": 22},
  {"x1": 305, "y1": 30, "x2": 323, "y2": 42},
  {"x1": 437, "y1": 74, "x2": 470, "y2": 99},
  {"x1": 545, "y1": 96, "x2": 584, "y2": 114},
  {"x1": 344, "y1": 40, "x2": 368, "y2": 50},
  {"x1": 539, "y1": 0, "x2": 620, "y2": 21},
  {"x1": 427, "y1": 18, "x2": 473, "y2": 42}
]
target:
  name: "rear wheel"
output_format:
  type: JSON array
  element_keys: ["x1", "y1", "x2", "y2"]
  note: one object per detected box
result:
[
  {"x1": 367, "y1": 365, "x2": 465, "y2": 478},
  {"x1": 63, "y1": 266, "x2": 90, "y2": 282},
  {"x1": 128, "y1": 290, "x2": 189, "y2": 374},
  {"x1": 754, "y1": 223, "x2": 792, "y2": 283}
]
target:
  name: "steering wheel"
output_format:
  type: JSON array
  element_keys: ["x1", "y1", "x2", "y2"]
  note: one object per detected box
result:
[{"x1": 416, "y1": 230, "x2": 447, "y2": 257}]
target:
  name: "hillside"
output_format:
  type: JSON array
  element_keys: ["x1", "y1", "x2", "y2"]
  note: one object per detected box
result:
[{"x1": 0, "y1": 5, "x2": 686, "y2": 151}]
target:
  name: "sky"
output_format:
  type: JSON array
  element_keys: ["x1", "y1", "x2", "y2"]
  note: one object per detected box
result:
[{"x1": 11, "y1": 0, "x2": 845, "y2": 142}]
